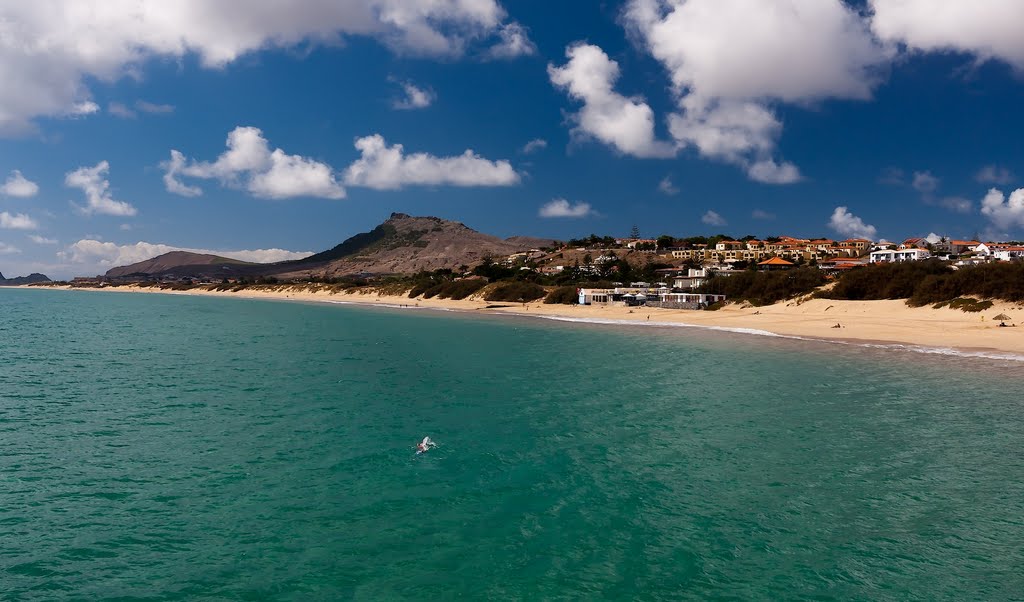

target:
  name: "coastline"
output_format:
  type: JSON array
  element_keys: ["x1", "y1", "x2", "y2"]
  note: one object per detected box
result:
[{"x1": 19, "y1": 284, "x2": 1024, "y2": 359}]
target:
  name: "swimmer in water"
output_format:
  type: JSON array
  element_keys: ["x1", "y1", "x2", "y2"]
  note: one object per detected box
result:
[{"x1": 416, "y1": 436, "x2": 435, "y2": 454}]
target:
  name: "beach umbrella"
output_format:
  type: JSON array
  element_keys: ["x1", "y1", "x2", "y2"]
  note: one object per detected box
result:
[{"x1": 992, "y1": 313, "x2": 1011, "y2": 321}]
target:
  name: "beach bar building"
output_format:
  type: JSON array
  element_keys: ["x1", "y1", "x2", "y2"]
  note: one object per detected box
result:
[{"x1": 578, "y1": 287, "x2": 725, "y2": 308}]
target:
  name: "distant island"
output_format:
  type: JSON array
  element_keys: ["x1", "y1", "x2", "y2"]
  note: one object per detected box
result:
[{"x1": 0, "y1": 272, "x2": 50, "y2": 286}]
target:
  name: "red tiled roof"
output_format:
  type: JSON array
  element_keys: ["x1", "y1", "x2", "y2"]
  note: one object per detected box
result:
[{"x1": 758, "y1": 257, "x2": 795, "y2": 266}]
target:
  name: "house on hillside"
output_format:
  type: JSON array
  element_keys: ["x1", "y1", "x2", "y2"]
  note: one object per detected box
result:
[
  {"x1": 840, "y1": 238, "x2": 873, "y2": 253},
  {"x1": 869, "y1": 248, "x2": 931, "y2": 263},
  {"x1": 993, "y1": 247, "x2": 1024, "y2": 261},
  {"x1": 714, "y1": 240, "x2": 745, "y2": 251},
  {"x1": 901, "y1": 237, "x2": 927, "y2": 249},
  {"x1": 973, "y1": 243, "x2": 1021, "y2": 258},
  {"x1": 949, "y1": 240, "x2": 980, "y2": 254},
  {"x1": 758, "y1": 257, "x2": 795, "y2": 270},
  {"x1": 818, "y1": 257, "x2": 868, "y2": 274}
]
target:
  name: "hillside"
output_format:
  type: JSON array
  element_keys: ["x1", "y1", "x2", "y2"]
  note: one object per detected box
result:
[
  {"x1": 103, "y1": 214, "x2": 551, "y2": 280},
  {"x1": 274, "y1": 213, "x2": 543, "y2": 278},
  {"x1": 105, "y1": 251, "x2": 261, "y2": 279},
  {"x1": 0, "y1": 272, "x2": 51, "y2": 286},
  {"x1": 505, "y1": 235, "x2": 560, "y2": 249}
]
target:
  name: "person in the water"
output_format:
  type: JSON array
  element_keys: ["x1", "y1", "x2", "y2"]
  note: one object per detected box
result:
[{"x1": 416, "y1": 436, "x2": 435, "y2": 453}]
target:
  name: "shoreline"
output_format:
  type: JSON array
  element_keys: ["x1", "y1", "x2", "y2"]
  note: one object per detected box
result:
[{"x1": 17, "y1": 284, "x2": 1024, "y2": 360}]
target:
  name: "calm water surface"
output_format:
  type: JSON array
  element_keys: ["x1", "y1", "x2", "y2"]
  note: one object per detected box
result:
[{"x1": 1, "y1": 288, "x2": 1023, "y2": 600}]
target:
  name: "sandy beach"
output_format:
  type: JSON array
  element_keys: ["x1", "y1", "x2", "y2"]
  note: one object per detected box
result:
[{"x1": 24, "y1": 283, "x2": 1024, "y2": 358}]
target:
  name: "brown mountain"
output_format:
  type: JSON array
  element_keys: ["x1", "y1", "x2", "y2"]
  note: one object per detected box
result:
[
  {"x1": 0, "y1": 272, "x2": 51, "y2": 285},
  {"x1": 276, "y1": 213, "x2": 546, "y2": 278},
  {"x1": 104, "y1": 214, "x2": 557, "y2": 280},
  {"x1": 105, "y1": 251, "x2": 262, "y2": 279}
]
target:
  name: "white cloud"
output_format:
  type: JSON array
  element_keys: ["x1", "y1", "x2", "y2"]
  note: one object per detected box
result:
[
  {"x1": 538, "y1": 198, "x2": 594, "y2": 218},
  {"x1": 164, "y1": 126, "x2": 346, "y2": 200},
  {"x1": 980, "y1": 187, "x2": 1024, "y2": 231},
  {"x1": 870, "y1": 0, "x2": 1024, "y2": 70},
  {"x1": 747, "y1": 158, "x2": 802, "y2": 184},
  {"x1": 701, "y1": 210, "x2": 726, "y2": 226},
  {"x1": 627, "y1": 0, "x2": 888, "y2": 102},
  {"x1": 975, "y1": 165, "x2": 1014, "y2": 185},
  {"x1": 0, "y1": 0, "x2": 520, "y2": 134},
  {"x1": 162, "y1": 151, "x2": 204, "y2": 198},
  {"x1": 624, "y1": 0, "x2": 888, "y2": 181},
  {"x1": 828, "y1": 206, "x2": 877, "y2": 240},
  {"x1": 61, "y1": 239, "x2": 315, "y2": 268},
  {"x1": 912, "y1": 170, "x2": 940, "y2": 193},
  {"x1": 521, "y1": 138, "x2": 547, "y2": 154},
  {"x1": 487, "y1": 22, "x2": 537, "y2": 59},
  {"x1": 1, "y1": 170, "x2": 40, "y2": 197},
  {"x1": 925, "y1": 232, "x2": 944, "y2": 244},
  {"x1": 903, "y1": 170, "x2": 972, "y2": 212},
  {"x1": 752, "y1": 209, "x2": 776, "y2": 220},
  {"x1": 0, "y1": 211, "x2": 39, "y2": 230},
  {"x1": 109, "y1": 100, "x2": 174, "y2": 118},
  {"x1": 69, "y1": 101, "x2": 100, "y2": 116},
  {"x1": 391, "y1": 79, "x2": 435, "y2": 110},
  {"x1": 658, "y1": 176, "x2": 679, "y2": 195},
  {"x1": 65, "y1": 161, "x2": 138, "y2": 216},
  {"x1": 0, "y1": 242, "x2": 20, "y2": 254},
  {"x1": 548, "y1": 43, "x2": 674, "y2": 158},
  {"x1": 136, "y1": 100, "x2": 174, "y2": 114},
  {"x1": 29, "y1": 234, "x2": 57, "y2": 244},
  {"x1": 108, "y1": 102, "x2": 136, "y2": 119},
  {"x1": 936, "y1": 196, "x2": 972, "y2": 213},
  {"x1": 343, "y1": 134, "x2": 520, "y2": 190}
]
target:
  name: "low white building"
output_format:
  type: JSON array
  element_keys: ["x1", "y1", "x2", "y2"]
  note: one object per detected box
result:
[
  {"x1": 577, "y1": 287, "x2": 725, "y2": 307},
  {"x1": 869, "y1": 248, "x2": 931, "y2": 263},
  {"x1": 993, "y1": 247, "x2": 1024, "y2": 261}
]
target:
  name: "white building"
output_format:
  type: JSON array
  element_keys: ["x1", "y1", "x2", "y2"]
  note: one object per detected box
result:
[
  {"x1": 869, "y1": 248, "x2": 931, "y2": 263},
  {"x1": 993, "y1": 247, "x2": 1024, "y2": 261},
  {"x1": 577, "y1": 287, "x2": 725, "y2": 307}
]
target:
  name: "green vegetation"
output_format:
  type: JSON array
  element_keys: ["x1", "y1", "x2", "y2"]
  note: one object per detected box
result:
[
  {"x1": 484, "y1": 282, "x2": 546, "y2": 302},
  {"x1": 823, "y1": 260, "x2": 951, "y2": 301},
  {"x1": 405, "y1": 269, "x2": 488, "y2": 300},
  {"x1": 544, "y1": 286, "x2": 579, "y2": 305},
  {"x1": 420, "y1": 279, "x2": 487, "y2": 300},
  {"x1": 934, "y1": 298, "x2": 994, "y2": 312},
  {"x1": 696, "y1": 268, "x2": 827, "y2": 306},
  {"x1": 472, "y1": 258, "x2": 518, "y2": 281},
  {"x1": 566, "y1": 234, "x2": 618, "y2": 248},
  {"x1": 823, "y1": 260, "x2": 1024, "y2": 306}
]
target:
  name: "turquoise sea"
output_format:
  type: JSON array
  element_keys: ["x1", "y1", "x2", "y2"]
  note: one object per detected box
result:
[{"x1": 2, "y1": 287, "x2": 1023, "y2": 600}]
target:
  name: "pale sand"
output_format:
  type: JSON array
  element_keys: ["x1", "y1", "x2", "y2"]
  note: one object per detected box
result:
[{"x1": 25, "y1": 284, "x2": 1024, "y2": 357}]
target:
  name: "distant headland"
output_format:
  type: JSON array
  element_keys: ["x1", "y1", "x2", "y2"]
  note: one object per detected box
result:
[{"x1": 0, "y1": 272, "x2": 50, "y2": 286}]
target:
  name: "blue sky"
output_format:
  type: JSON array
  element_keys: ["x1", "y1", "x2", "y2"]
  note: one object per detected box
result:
[{"x1": 1, "y1": 0, "x2": 1023, "y2": 279}]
